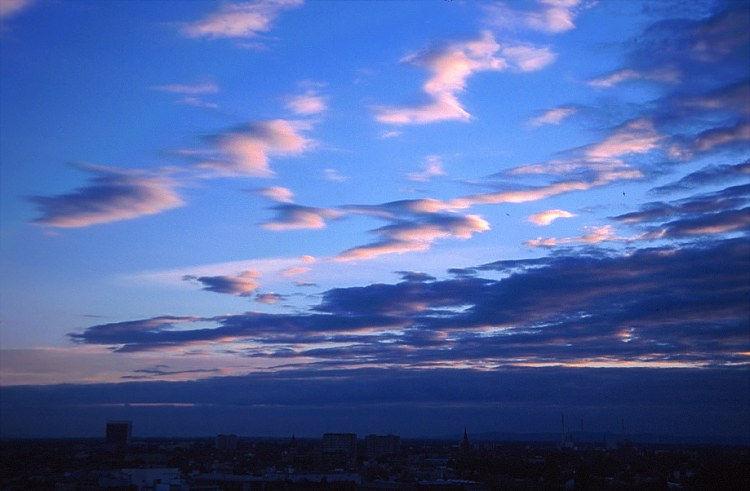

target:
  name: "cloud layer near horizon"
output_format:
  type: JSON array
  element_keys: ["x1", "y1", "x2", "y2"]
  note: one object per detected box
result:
[{"x1": 69, "y1": 236, "x2": 749, "y2": 371}]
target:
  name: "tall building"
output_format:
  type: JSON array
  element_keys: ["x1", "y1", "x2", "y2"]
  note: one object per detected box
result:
[
  {"x1": 215, "y1": 434, "x2": 238, "y2": 451},
  {"x1": 105, "y1": 420, "x2": 132, "y2": 446},
  {"x1": 460, "y1": 427, "x2": 471, "y2": 453},
  {"x1": 322, "y1": 433, "x2": 357, "y2": 469},
  {"x1": 364, "y1": 434, "x2": 400, "y2": 459}
]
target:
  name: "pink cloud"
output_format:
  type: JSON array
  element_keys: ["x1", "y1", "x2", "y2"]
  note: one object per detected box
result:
[
  {"x1": 151, "y1": 82, "x2": 219, "y2": 95},
  {"x1": 525, "y1": 225, "x2": 621, "y2": 248},
  {"x1": 375, "y1": 32, "x2": 506, "y2": 125},
  {"x1": 285, "y1": 91, "x2": 327, "y2": 115},
  {"x1": 31, "y1": 166, "x2": 184, "y2": 228},
  {"x1": 255, "y1": 292, "x2": 283, "y2": 304},
  {"x1": 486, "y1": 0, "x2": 582, "y2": 34},
  {"x1": 501, "y1": 44, "x2": 556, "y2": 72},
  {"x1": 183, "y1": 270, "x2": 261, "y2": 296},
  {"x1": 199, "y1": 119, "x2": 313, "y2": 177},
  {"x1": 0, "y1": 0, "x2": 33, "y2": 19},
  {"x1": 182, "y1": 0, "x2": 303, "y2": 39},
  {"x1": 407, "y1": 155, "x2": 446, "y2": 182},
  {"x1": 528, "y1": 209, "x2": 576, "y2": 226},
  {"x1": 588, "y1": 67, "x2": 680, "y2": 88},
  {"x1": 258, "y1": 186, "x2": 295, "y2": 203},
  {"x1": 585, "y1": 119, "x2": 662, "y2": 159},
  {"x1": 669, "y1": 122, "x2": 750, "y2": 159},
  {"x1": 529, "y1": 106, "x2": 577, "y2": 127},
  {"x1": 337, "y1": 214, "x2": 490, "y2": 261},
  {"x1": 262, "y1": 204, "x2": 342, "y2": 230}
]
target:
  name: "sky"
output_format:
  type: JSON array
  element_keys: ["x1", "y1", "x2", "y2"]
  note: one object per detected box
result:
[{"x1": 0, "y1": 0, "x2": 749, "y2": 439}]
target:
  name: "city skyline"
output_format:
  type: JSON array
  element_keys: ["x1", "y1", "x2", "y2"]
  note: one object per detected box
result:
[{"x1": 1, "y1": 0, "x2": 748, "y2": 439}]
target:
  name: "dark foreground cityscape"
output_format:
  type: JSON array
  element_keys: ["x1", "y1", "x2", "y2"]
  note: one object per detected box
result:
[{"x1": 2, "y1": 421, "x2": 749, "y2": 490}]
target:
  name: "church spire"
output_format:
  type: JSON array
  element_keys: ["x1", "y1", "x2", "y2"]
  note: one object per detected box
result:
[{"x1": 460, "y1": 427, "x2": 470, "y2": 452}]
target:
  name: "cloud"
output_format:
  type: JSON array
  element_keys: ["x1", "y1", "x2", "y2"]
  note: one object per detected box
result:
[
  {"x1": 529, "y1": 105, "x2": 577, "y2": 127},
  {"x1": 486, "y1": 0, "x2": 582, "y2": 34},
  {"x1": 253, "y1": 115, "x2": 649, "y2": 261},
  {"x1": 257, "y1": 186, "x2": 294, "y2": 203},
  {"x1": 652, "y1": 160, "x2": 750, "y2": 194},
  {"x1": 0, "y1": 0, "x2": 33, "y2": 20},
  {"x1": 151, "y1": 82, "x2": 219, "y2": 95},
  {"x1": 122, "y1": 366, "x2": 221, "y2": 380},
  {"x1": 614, "y1": 184, "x2": 750, "y2": 224},
  {"x1": 407, "y1": 155, "x2": 446, "y2": 182},
  {"x1": 151, "y1": 82, "x2": 220, "y2": 109},
  {"x1": 256, "y1": 188, "x2": 342, "y2": 230},
  {"x1": 395, "y1": 271, "x2": 436, "y2": 283},
  {"x1": 445, "y1": 178, "x2": 619, "y2": 210},
  {"x1": 589, "y1": 5, "x2": 748, "y2": 96},
  {"x1": 527, "y1": 209, "x2": 576, "y2": 226},
  {"x1": 668, "y1": 121, "x2": 750, "y2": 160},
  {"x1": 679, "y1": 79, "x2": 750, "y2": 115},
  {"x1": 588, "y1": 67, "x2": 681, "y2": 88},
  {"x1": 255, "y1": 292, "x2": 284, "y2": 304},
  {"x1": 285, "y1": 90, "x2": 327, "y2": 115},
  {"x1": 197, "y1": 119, "x2": 313, "y2": 177},
  {"x1": 501, "y1": 43, "x2": 556, "y2": 72},
  {"x1": 379, "y1": 130, "x2": 402, "y2": 139},
  {"x1": 30, "y1": 166, "x2": 184, "y2": 228},
  {"x1": 525, "y1": 224, "x2": 622, "y2": 248},
  {"x1": 649, "y1": 207, "x2": 750, "y2": 238},
  {"x1": 585, "y1": 118, "x2": 662, "y2": 159},
  {"x1": 374, "y1": 31, "x2": 505, "y2": 125},
  {"x1": 178, "y1": 97, "x2": 219, "y2": 109},
  {"x1": 613, "y1": 184, "x2": 750, "y2": 240},
  {"x1": 280, "y1": 266, "x2": 311, "y2": 277},
  {"x1": 69, "y1": 238, "x2": 750, "y2": 370},
  {"x1": 262, "y1": 203, "x2": 342, "y2": 230},
  {"x1": 682, "y1": 6, "x2": 750, "y2": 63},
  {"x1": 336, "y1": 213, "x2": 490, "y2": 261},
  {"x1": 182, "y1": 0, "x2": 303, "y2": 39},
  {"x1": 322, "y1": 168, "x2": 348, "y2": 182},
  {"x1": 183, "y1": 270, "x2": 261, "y2": 296}
]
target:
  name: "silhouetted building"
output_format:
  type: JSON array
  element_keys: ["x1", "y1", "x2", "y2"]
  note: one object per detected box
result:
[
  {"x1": 215, "y1": 434, "x2": 238, "y2": 451},
  {"x1": 105, "y1": 420, "x2": 132, "y2": 446},
  {"x1": 322, "y1": 433, "x2": 357, "y2": 469},
  {"x1": 365, "y1": 434, "x2": 400, "y2": 459},
  {"x1": 460, "y1": 428, "x2": 471, "y2": 453}
]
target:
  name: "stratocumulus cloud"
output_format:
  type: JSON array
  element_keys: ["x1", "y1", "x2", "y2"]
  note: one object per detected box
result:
[
  {"x1": 30, "y1": 166, "x2": 184, "y2": 228},
  {"x1": 69, "y1": 238, "x2": 750, "y2": 368}
]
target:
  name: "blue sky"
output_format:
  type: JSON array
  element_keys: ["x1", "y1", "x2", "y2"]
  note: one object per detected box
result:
[{"x1": 0, "y1": 0, "x2": 748, "y2": 437}]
